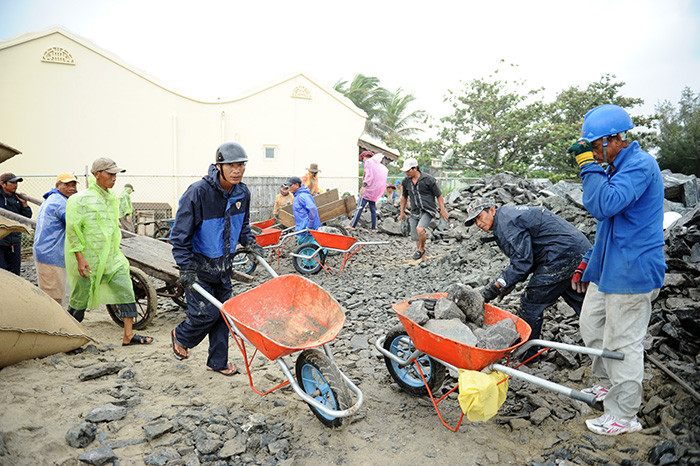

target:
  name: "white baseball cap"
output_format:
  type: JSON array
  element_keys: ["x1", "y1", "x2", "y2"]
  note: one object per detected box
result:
[{"x1": 400, "y1": 157, "x2": 418, "y2": 172}]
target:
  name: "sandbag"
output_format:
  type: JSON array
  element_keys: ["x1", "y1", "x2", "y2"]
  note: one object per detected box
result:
[{"x1": 0, "y1": 268, "x2": 93, "y2": 367}]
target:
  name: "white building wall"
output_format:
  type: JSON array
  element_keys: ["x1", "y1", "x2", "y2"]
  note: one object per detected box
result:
[{"x1": 0, "y1": 29, "x2": 365, "y2": 213}]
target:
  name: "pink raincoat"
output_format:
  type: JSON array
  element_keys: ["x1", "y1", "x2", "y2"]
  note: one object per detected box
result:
[{"x1": 362, "y1": 153, "x2": 389, "y2": 202}]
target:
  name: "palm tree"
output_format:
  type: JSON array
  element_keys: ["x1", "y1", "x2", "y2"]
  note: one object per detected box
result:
[
  {"x1": 375, "y1": 88, "x2": 426, "y2": 145},
  {"x1": 333, "y1": 74, "x2": 391, "y2": 138}
]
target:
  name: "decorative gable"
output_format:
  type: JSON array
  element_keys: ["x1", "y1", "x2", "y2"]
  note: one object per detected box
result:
[
  {"x1": 41, "y1": 47, "x2": 75, "y2": 65},
  {"x1": 291, "y1": 85, "x2": 311, "y2": 99}
]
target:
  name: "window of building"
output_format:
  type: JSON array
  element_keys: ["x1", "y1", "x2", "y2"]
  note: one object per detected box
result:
[{"x1": 264, "y1": 146, "x2": 276, "y2": 159}]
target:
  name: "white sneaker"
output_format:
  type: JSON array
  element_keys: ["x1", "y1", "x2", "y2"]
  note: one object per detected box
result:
[
  {"x1": 582, "y1": 384, "x2": 609, "y2": 402},
  {"x1": 585, "y1": 413, "x2": 642, "y2": 436}
]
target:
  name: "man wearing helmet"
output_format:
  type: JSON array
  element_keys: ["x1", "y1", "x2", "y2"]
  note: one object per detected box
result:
[
  {"x1": 169, "y1": 142, "x2": 264, "y2": 375},
  {"x1": 568, "y1": 105, "x2": 665, "y2": 436}
]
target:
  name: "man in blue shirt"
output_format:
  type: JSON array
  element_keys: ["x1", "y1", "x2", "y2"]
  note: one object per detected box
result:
[
  {"x1": 33, "y1": 173, "x2": 79, "y2": 303},
  {"x1": 170, "y1": 142, "x2": 263, "y2": 376},
  {"x1": 287, "y1": 176, "x2": 321, "y2": 245},
  {"x1": 569, "y1": 104, "x2": 665, "y2": 436}
]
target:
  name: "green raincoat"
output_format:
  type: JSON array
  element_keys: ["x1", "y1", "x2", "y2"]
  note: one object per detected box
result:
[
  {"x1": 65, "y1": 179, "x2": 134, "y2": 309},
  {"x1": 118, "y1": 187, "x2": 133, "y2": 218}
]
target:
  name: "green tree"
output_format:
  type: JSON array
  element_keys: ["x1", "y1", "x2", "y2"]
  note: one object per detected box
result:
[
  {"x1": 333, "y1": 74, "x2": 391, "y2": 138},
  {"x1": 536, "y1": 74, "x2": 649, "y2": 176},
  {"x1": 438, "y1": 66, "x2": 546, "y2": 176},
  {"x1": 655, "y1": 87, "x2": 700, "y2": 176}
]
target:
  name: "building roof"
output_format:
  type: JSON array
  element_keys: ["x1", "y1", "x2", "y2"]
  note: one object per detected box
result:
[
  {"x1": 0, "y1": 26, "x2": 367, "y2": 117},
  {"x1": 357, "y1": 134, "x2": 401, "y2": 162}
]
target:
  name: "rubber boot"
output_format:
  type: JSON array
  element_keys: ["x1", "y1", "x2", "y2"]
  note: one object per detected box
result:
[{"x1": 67, "y1": 306, "x2": 85, "y2": 322}]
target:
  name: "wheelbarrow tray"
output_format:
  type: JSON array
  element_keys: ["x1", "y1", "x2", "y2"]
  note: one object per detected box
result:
[
  {"x1": 255, "y1": 228, "x2": 282, "y2": 247},
  {"x1": 221, "y1": 274, "x2": 345, "y2": 361},
  {"x1": 309, "y1": 230, "x2": 357, "y2": 250},
  {"x1": 252, "y1": 218, "x2": 276, "y2": 229},
  {"x1": 393, "y1": 293, "x2": 532, "y2": 370}
]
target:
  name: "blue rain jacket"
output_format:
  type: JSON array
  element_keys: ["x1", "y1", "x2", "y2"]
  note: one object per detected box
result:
[
  {"x1": 33, "y1": 188, "x2": 69, "y2": 267},
  {"x1": 292, "y1": 185, "x2": 321, "y2": 232},
  {"x1": 493, "y1": 206, "x2": 592, "y2": 288},
  {"x1": 170, "y1": 164, "x2": 255, "y2": 284},
  {"x1": 580, "y1": 141, "x2": 666, "y2": 293}
]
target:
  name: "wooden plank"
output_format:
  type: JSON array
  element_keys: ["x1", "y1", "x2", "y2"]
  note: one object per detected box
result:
[
  {"x1": 120, "y1": 236, "x2": 179, "y2": 281},
  {"x1": 318, "y1": 199, "x2": 351, "y2": 223}
]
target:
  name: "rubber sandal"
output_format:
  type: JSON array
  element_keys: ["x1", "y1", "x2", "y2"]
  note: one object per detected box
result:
[
  {"x1": 171, "y1": 329, "x2": 188, "y2": 359},
  {"x1": 122, "y1": 334, "x2": 153, "y2": 346},
  {"x1": 206, "y1": 363, "x2": 239, "y2": 376},
  {"x1": 412, "y1": 250, "x2": 425, "y2": 260}
]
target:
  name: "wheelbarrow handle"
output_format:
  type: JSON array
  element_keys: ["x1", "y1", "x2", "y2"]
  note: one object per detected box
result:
[
  {"x1": 191, "y1": 283, "x2": 224, "y2": 310},
  {"x1": 491, "y1": 363, "x2": 598, "y2": 405},
  {"x1": 252, "y1": 254, "x2": 279, "y2": 279},
  {"x1": 514, "y1": 339, "x2": 624, "y2": 360}
]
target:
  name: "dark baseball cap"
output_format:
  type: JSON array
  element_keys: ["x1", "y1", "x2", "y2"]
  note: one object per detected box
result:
[
  {"x1": 287, "y1": 176, "x2": 303, "y2": 186},
  {"x1": 0, "y1": 173, "x2": 23, "y2": 183}
]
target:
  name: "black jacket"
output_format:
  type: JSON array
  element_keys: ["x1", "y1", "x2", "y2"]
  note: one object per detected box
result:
[{"x1": 0, "y1": 190, "x2": 32, "y2": 247}]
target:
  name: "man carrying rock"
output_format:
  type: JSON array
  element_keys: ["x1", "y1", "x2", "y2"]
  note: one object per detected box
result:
[
  {"x1": 399, "y1": 158, "x2": 448, "y2": 260},
  {"x1": 568, "y1": 104, "x2": 665, "y2": 436},
  {"x1": 0, "y1": 172, "x2": 32, "y2": 275},
  {"x1": 170, "y1": 142, "x2": 263, "y2": 375},
  {"x1": 65, "y1": 158, "x2": 153, "y2": 347},
  {"x1": 33, "y1": 172, "x2": 79, "y2": 304},
  {"x1": 465, "y1": 198, "x2": 591, "y2": 356}
]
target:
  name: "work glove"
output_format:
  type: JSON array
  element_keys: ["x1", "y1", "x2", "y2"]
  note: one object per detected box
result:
[
  {"x1": 178, "y1": 268, "x2": 198, "y2": 290},
  {"x1": 567, "y1": 138, "x2": 595, "y2": 168},
  {"x1": 571, "y1": 260, "x2": 588, "y2": 294},
  {"x1": 480, "y1": 282, "x2": 500, "y2": 303},
  {"x1": 244, "y1": 242, "x2": 266, "y2": 259}
]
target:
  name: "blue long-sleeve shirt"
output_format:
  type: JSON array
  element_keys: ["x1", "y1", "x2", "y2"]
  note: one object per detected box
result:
[
  {"x1": 580, "y1": 141, "x2": 666, "y2": 293},
  {"x1": 33, "y1": 188, "x2": 69, "y2": 267},
  {"x1": 292, "y1": 185, "x2": 321, "y2": 231}
]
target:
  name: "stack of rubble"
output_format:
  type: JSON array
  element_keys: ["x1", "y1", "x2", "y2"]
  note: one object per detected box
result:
[{"x1": 373, "y1": 170, "x2": 699, "y2": 375}]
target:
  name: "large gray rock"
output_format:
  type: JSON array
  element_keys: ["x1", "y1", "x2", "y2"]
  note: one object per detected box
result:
[
  {"x1": 424, "y1": 319, "x2": 478, "y2": 346},
  {"x1": 403, "y1": 300, "x2": 429, "y2": 325},
  {"x1": 85, "y1": 403, "x2": 127, "y2": 422},
  {"x1": 77, "y1": 447, "x2": 117, "y2": 465},
  {"x1": 65, "y1": 422, "x2": 97, "y2": 448},
  {"x1": 434, "y1": 297, "x2": 465, "y2": 322},
  {"x1": 475, "y1": 318, "x2": 520, "y2": 350},
  {"x1": 445, "y1": 283, "x2": 484, "y2": 325}
]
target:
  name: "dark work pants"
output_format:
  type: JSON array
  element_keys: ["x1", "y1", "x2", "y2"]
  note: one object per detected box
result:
[
  {"x1": 520, "y1": 278, "x2": 584, "y2": 343},
  {"x1": 0, "y1": 244, "x2": 21, "y2": 275},
  {"x1": 350, "y1": 197, "x2": 377, "y2": 229},
  {"x1": 175, "y1": 280, "x2": 232, "y2": 371}
]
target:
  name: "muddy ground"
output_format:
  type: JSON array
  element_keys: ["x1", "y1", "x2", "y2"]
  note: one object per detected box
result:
[{"x1": 1, "y1": 228, "x2": 698, "y2": 465}]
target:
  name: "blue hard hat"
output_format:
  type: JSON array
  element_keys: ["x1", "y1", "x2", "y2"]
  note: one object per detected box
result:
[{"x1": 581, "y1": 104, "x2": 634, "y2": 142}]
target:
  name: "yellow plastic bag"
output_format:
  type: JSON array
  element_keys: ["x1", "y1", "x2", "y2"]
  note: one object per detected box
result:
[{"x1": 457, "y1": 369, "x2": 508, "y2": 422}]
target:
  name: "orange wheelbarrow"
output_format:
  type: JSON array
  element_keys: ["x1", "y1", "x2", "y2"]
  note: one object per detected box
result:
[
  {"x1": 192, "y1": 256, "x2": 363, "y2": 427},
  {"x1": 290, "y1": 230, "x2": 388, "y2": 275},
  {"x1": 375, "y1": 293, "x2": 624, "y2": 431},
  {"x1": 231, "y1": 227, "x2": 307, "y2": 275}
]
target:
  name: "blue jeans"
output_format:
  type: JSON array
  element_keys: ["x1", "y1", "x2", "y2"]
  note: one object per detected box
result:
[
  {"x1": 350, "y1": 197, "x2": 376, "y2": 229},
  {"x1": 176, "y1": 279, "x2": 232, "y2": 371}
]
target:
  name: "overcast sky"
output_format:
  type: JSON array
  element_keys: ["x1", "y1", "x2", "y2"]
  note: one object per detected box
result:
[{"x1": 2, "y1": 0, "x2": 699, "y2": 128}]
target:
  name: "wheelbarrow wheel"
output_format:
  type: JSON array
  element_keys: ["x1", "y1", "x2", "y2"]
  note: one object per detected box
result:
[
  {"x1": 231, "y1": 250, "x2": 257, "y2": 275},
  {"x1": 383, "y1": 325, "x2": 446, "y2": 396},
  {"x1": 293, "y1": 243, "x2": 325, "y2": 275},
  {"x1": 106, "y1": 267, "x2": 157, "y2": 330},
  {"x1": 295, "y1": 349, "x2": 352, "y2": 428}
]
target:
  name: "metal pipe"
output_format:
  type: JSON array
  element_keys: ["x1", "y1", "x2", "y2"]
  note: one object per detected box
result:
[
  {"x1": 492, "y1": 363, "x2": 597, "y2": 405},
  {"x1": 514, "y1": 339, "x2": 624, "y2": 360}
]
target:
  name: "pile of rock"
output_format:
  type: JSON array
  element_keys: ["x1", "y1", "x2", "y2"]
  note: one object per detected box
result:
[{"x1": 402, "y1": 286, "x2": 520, "y2": 351}]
